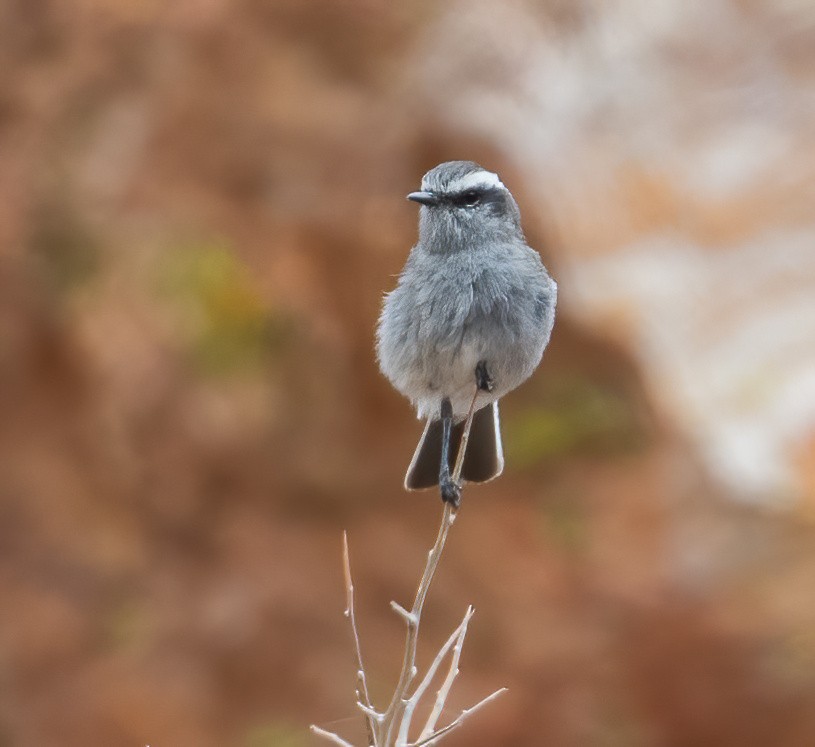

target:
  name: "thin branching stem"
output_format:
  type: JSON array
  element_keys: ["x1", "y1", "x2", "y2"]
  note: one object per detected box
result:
[
  {"x1": 419, "y1": 607, "x2": 474, "y2": 740},
  {"x1": 379, "y1": 501, "x2": 457, "y2": 744},
  {"x1": 451, "y1": 388, "x2": 479, "y2": 480},
  {"x1": 343, "y1": 532, "x2": 376, "y2": 744},
  {"x1": 380, "y1": 385, "x2": 482, "y2": 745},
  {"x1": 411, "y1": 688, "x2": 508, "y2": 747},
  {"x1": 314, "y1": 385, "x2": 505, "y2": 746},
  {"x1": 397, "y1": 606, "x2": 474, "y2": 745},
  {"x1": 310, "y1": 724, "x2": 356, "y2": 747}
]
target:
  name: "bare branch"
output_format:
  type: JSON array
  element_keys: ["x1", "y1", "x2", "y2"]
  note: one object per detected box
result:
[
  {"x1": 357, "y1": 701, "x2": 384, "y2": 723},
  {"x1": 331, "y1": 385, "x2": 504, "y2": 745},
  {"x1": 418, "y1": 607, "x2": 474, "y2": 740},
  {"x1": 411, "y1": 688, "x2": 508, "y2": 747},
  {"x1": 342, "y1": 532, "x2": 376, "y2": 744},
  {"x1": 389, "y1": 601, "x2": 417, "y2": 626},
  {"x1": 378, "y1": 502, "x2": 457, "y2": 745},
  {"x1": 451, "y1": 387, "x2": 479, "y2": 481},
  {"x1": 397, "y1": 606, "x2": 475, "y2": 746},
  {"x1": 310, "y1": 724, "x2": 356, "y2": 747}
]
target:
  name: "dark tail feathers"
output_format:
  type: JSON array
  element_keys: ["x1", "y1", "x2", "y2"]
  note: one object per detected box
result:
[{"x1": 404, "y1": 402, "x2": 504, "y2": 490}]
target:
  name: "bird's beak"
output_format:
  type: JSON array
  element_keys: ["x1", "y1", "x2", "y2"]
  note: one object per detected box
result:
[{"x1": 407, "y1": 191, "x2": 439, "y2": 206}]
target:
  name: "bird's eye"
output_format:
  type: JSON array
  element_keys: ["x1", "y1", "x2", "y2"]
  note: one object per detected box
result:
[{"x1": 460, "y1": 190, "x2": 481, "y2": 207}]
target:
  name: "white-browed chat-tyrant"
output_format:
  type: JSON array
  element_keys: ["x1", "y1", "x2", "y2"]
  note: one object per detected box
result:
[{"x1": 376, "y1": 161, "x2": 557, "y2": 506}]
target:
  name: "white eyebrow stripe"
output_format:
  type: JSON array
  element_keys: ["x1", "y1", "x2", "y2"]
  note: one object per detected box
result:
[
  {"x1": 421, "y1": 170, "x2": 506, "y2": 193},
  {"x1": 448, "y1": 170, "x2": 505, "y2": 192}
]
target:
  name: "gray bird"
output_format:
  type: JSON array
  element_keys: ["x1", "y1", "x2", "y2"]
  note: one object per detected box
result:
[{"x1": 376, "y1": 161, "x2": 557, "y2": 506}]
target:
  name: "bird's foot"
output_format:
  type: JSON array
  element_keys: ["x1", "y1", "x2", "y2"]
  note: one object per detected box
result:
[
  {"x1": 475, "y1": 360, "x2": 494, "y2": 392},
  {"x1": 440, "y1": 477, "x2": 461, "y2": 508}
]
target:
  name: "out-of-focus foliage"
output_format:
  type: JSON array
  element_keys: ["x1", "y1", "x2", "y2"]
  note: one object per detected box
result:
[
  {"x1": 244, "y1": 722, "x2": 309, "y2": 747},
  {"x1": 506, "y1": 374, "x2": 644, "y2": 467},
  {"x1": 157, "y1": 241, "x2": 291, "y2": 374}
]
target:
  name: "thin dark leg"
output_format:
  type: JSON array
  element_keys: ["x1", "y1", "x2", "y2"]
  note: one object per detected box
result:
[
  {"x1": 438, "y1": 397, "x2": 461, "y2": 507},
  {"x1": 475, "y1": 360, "x2": 494, "y2": 392}
]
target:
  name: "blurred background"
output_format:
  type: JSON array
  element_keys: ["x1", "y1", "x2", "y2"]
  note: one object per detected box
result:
[{"x1": 1, "y1": 1, "x2": 815, "y2": 745}]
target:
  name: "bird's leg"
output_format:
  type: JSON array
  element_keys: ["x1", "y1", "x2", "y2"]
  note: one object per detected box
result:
[
  {"x1": 475, "y1": 360, "x2": 494, "y2": 392},
  {"x1": 440, "y1": 362, "x2": 491, "y2": 506},
  {"x1": 438, "y1": 397, "x2": 461, "y2": 508}
]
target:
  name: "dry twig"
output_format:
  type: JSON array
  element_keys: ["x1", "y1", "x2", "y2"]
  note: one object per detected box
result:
[
  {"x1": 343, "y1": 532, "x2": 376, "y2": 742},
  {"x1": 312, "y1": 387, "x2": 505, "y2": 746}
]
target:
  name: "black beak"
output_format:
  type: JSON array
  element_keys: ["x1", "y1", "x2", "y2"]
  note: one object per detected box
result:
[{"x1": 407, "y1": 191, "x2": 439, "y2": 206}]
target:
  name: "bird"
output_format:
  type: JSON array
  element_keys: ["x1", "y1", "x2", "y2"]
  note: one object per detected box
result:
[{"x1": 376, "y1": 161, "x2": 557, "y2": 507}]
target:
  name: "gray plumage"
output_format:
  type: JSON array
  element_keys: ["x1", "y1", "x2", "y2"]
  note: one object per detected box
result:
[{"x1": 376, "y1": 160, "x2": 557, "y2": 496}]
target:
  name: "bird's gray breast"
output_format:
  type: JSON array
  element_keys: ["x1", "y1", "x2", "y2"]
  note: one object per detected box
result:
[{"x1": 376, "y1": 242, "x2": 555, "y2": 418}]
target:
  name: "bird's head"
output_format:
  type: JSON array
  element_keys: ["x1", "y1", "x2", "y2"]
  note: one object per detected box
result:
[{"x1": 408, "y1": 161, "x2": 523, "y2": 252}]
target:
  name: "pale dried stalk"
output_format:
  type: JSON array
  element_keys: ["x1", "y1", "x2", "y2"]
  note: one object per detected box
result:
[
  {"x1": 312, "y1": 386, "x2": 506, "y2": 746},
  {"x1": 451, "y1": 388, "x2": 479, "y2": 480},
  {"x1": 396, "y1": 606, "x2": 475, "y2": 746},
  {"x1": 411, "y1": 687, "x2": 508, "y2": 747},
  {"x1": 418, "y1": 606, "x2": 474, "y2": 740},
  {"x1": 343, "y1": 532, "x2": 376, "y2": 743},
  {"x1": 310, "y1": 724, "x2": 355, "y2": 747},
  {"x1": 378, "y1": 390, "x2": 480, "y2": 744},
  {"x1": 378, "y1": 501, "x2": 457, "y2": 744}
]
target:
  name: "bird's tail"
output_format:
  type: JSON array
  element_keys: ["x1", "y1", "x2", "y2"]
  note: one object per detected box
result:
[{"x1": 404, "y1": 402, "x2": 504, "y2": 490}]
